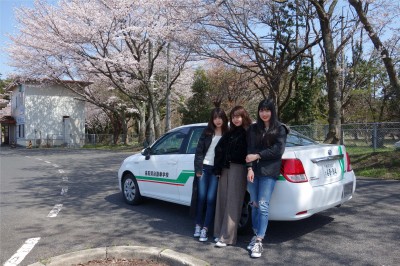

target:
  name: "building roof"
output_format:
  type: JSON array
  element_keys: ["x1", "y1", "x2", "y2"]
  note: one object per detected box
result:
[
  {"x1": 5, "y1": 78, "x2": 92, "y2": 92},
  {"x1": 0, "y1": 115, "x2": 16, "y2": 124}
]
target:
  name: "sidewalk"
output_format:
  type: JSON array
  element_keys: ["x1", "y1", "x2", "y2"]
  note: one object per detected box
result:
[{"x1": 28, "y1": 246, "x2": 209, "y2": 266}]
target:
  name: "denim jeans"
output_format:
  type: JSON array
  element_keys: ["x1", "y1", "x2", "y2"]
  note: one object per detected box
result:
[
  {"x1": 195, "y1": 164, "x2": 218, "y2": 229},
  {"x1": 247, "y1": 175, "x2": 276, "y2": 239}
]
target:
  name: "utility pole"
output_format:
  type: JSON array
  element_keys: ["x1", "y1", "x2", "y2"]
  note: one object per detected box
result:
[
  {"x1": 165, "y1": 42, "x2": 171, "y2": 132},
  {"x1": 147, "y1": 40, "x2": 155, "y2": 144},
  {"x1": 340, "y1": 7, "x2": 345, "y2": 144},
  {"x1": 338, "y1": 7, "x2": 346, "y2": 123}
]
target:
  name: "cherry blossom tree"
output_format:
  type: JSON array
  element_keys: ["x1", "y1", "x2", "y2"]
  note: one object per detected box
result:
[
  {"x1": 348, "y1": 0, "x2": 400, "y2": 120},
  {"x1": 8, "y1": 0, "x2": 197, "y2": 143},
  {"x1": 191, "y1": 0, "x2": 322, "y2": 115}
]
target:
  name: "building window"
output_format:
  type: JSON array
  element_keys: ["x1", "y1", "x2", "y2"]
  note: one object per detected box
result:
[{"x1": 18, "y1": 124, "x2": 25, "y2": 138}]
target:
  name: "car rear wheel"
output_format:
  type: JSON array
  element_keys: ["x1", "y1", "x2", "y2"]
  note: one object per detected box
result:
[{"x1": 122, "y1": 173, "x2": 142, "y2": 205}]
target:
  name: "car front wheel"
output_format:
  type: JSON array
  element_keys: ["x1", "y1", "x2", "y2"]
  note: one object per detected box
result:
[{"x1": 122, "y1": 173, "x2": 142, "y2": 205}]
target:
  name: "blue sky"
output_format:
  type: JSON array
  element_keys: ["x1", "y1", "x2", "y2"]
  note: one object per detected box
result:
[
  {"x1": 1, "y1": 1, "x2": 397, "y2": 79},
  {"x1": 0, "y1": 0, "x2": 35, "y2": 78}
]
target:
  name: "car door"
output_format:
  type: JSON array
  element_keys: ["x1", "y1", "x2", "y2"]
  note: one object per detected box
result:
[
  {"x1": 137, "y1": 130, "x2": 188, "y2": 204},
  {"x1": 177, "y1": 126, "x2": 205, "y2": 205}
]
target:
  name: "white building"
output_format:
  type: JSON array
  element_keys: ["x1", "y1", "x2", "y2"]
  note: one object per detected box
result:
[{"x1": 3, "y1": 79, "x2": 89, "y2": 147}]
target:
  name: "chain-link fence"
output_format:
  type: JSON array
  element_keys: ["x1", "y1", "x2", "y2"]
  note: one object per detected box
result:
[
  {"x1": 24, "y1": 122, "x2": 400, "y2": 150},
  {"x1": 27, "y1": 134, "x2": 139, "y2": 148},
  {"x1": 290, "y1": 122, "x2": 400, "y2": 151},
  {"x1": 84, "y1": 134, "x2": 139, "y2": 147}
]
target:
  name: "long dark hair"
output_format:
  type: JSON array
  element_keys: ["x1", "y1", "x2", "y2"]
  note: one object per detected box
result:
[
  {"x1": 255, "y1": 98, "x2": 279, "y2": 146},
  {"x1": 229, "y1": 106, "x2": 252, "y2": 130},
  {"x1": 205, "y1": 107, "x2": 229, "y2": 135}
]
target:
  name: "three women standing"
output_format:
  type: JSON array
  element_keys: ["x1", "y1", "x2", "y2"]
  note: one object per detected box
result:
[
  {"x1": 191, "y1": 98, "x2": 288, "y2": 259},
  {"x1": 245, "y1": 99, "x2": 289, "y2": 258},
  {"x1": 213, "y1": 106, "x2": 252, "y2": 247},
  {"x1": 192, "y1": 107, "x2": 229, "y2": 242}
]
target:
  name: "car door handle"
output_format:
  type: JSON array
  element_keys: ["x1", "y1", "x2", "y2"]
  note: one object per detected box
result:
[{"x1": 168, "y1": 160, "x2": 177, "y2": 165}]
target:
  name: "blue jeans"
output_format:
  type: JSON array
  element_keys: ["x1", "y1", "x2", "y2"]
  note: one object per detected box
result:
[
  {"x1": 195, "y1": 165, "x2": 218, "y2": 229},
  {"x1": 247, "y1": 176, "x2": 276, "y2": 239}
]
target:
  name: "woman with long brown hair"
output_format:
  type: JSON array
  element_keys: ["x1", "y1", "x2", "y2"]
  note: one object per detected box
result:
[
  {"x1": 213, "y1": 106, "x2": 252, "y2": 247},
  {"x1": 191, "y1": 107, "x2": 229, "y2": 242}
]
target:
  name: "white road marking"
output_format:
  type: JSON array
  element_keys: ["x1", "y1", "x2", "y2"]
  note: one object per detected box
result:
[
  {"x1": 53, "y1": 164, "x2": 59, "y2": 168},
  {"x1": 4, "y1": 237, "x2": 41, "y2": 266},
  {"x1": 25, "y1": 156, "x2": 30, "y2": 158},
  {"x1": 47, "y1": 204, "x2": 63, "y2": 218},
  {"x1": 61, "y1": 187, "x2": 68, "y2": 195},
  {"x1": 44, "y1": 161, "x2": 51, "y2": 164},
  {"x1": 58, "y1": 169, "x2": 64, "y2": 174},
  {"x1": 62, "y1": 176, "x2": 69, "y2": 182},
  {"x1": 36, "y1": 158, "x2": 43, "y2": 161}
]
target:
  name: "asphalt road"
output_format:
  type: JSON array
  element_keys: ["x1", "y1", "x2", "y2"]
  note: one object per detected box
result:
[{"x1": 1, "y1": 147, "x2": 399, "y2": 266}]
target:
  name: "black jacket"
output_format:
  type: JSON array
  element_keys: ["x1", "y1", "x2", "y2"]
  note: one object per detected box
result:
[
  {"x1": 214, "y1": 127, "x2": 247, "y2": 175},
  {"x1": 193, "y1": 129, "x2": 214, "y2": 175},
  {"x1": 247, "y1": 122, "x2": 289, "y2": 178}
]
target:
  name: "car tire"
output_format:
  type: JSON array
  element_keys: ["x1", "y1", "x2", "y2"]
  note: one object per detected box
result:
[
  {"x1": 238, "y1": 193, "x2": 252, "y2": 235},
  {"x1": 122, "y1": 173, "x2": 142, "y2": 205}
]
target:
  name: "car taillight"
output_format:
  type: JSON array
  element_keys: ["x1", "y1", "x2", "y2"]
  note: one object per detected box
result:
[
  {"x1": 345, "y1": 152, "x2": 352, "y2": 172},
  {"x1": 281, "y1": 159, "x2": 308, "y2": 183}
]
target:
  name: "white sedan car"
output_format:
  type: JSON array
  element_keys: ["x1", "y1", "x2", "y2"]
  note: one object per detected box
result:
[{"x1": 118, "y1": 123, "x2": 356, "y2": 228}]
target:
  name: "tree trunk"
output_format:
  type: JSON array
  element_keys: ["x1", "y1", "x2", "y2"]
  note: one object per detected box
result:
[
  {"x1": 146, "y1": 102, "x2": 155, "y2": 145},
  {"x1": 153, "y1": 104, "x2": 162, "y2": 139},
  {"x1": 121, "y1": 110, "x2": 128, "y2": 145},
  {"x1": 348, "y1": 0, "x2": 400, "y2": 96},
  {"x1": 110, "y1": 112, "x2": 122, "y2": 145},
  {"x1": 137, "y1": 102, "x2": 146, "y2": 146},
  {"x1": 310, "y1": 0, "x2": 341, "y2": 144}
]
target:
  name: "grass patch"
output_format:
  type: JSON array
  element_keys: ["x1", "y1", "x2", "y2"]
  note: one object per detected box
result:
[
  {"x1": 347, "y1": 147, "x2": 400, "y2": 180},
  {"x1": 82, "y1": 144, "x2": 142, "y2": 152}
]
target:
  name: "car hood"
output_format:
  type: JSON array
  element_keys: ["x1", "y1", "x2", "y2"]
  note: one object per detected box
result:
[{"x1": 123, "y1": 152, "x2": 143, "y2": 163}]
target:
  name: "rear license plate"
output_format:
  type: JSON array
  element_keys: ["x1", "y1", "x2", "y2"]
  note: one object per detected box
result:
[
  {"x1": 343, "y1": 182, "x2": 353, "y2": 198},
  {"x1": 322, "y1": 162, "x2": 340, "y2": 179}
]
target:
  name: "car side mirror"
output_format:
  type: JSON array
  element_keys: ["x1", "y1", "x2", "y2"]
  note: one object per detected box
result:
[{"x1": 142, "y1": 147, "x2": 151, "y2": 160}]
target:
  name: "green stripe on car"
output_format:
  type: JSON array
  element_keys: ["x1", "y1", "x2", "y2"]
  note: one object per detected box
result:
[{"x1": 137, "y1": 170, "x2": 194, "y2": 184}]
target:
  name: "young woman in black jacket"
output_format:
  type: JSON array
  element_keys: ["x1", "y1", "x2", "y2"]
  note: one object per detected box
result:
[
  {"x1": 191, "y1": 107, "x2": 228, "y2": 242},
  {"x1": 213, "y1": 106, "x2": 252, "y2": 247},
  {"x1": 245, "y1": 99, "x2": 289, "y2": 258}
]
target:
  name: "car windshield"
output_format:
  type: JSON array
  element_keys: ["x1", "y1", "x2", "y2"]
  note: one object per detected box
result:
[{"x1": 150, "y1": 131, "x2": 187, "y2": 155}]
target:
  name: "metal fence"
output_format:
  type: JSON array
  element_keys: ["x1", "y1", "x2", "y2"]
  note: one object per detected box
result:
[
  {"x1": 25, "y1": 122, "x2": 400, "y2": 150},
  {"x1": 84, "y1": 134, "x2": 139, "y2": 146},
  {"x1": 28, "y1": 134, "x2": 139, "y2": 148},
  {"x1": 290, "y1": 122, "x2": 400, "y2": 151}
]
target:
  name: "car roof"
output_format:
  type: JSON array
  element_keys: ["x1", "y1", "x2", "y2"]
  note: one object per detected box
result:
[{"x1": 168, "y1": 123, "x2": 207, "y2": 132}]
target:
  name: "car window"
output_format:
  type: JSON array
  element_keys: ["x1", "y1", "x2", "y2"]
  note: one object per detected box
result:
[
  {"x1": 186, "y1": 127, "x2": 205, "y2": 154},
  {"x1": 151, "y1": 132, "x2": 186, "y2": 155},
  {"x1": 286, "y1": 130, "x2": 317, "y2": 147}
]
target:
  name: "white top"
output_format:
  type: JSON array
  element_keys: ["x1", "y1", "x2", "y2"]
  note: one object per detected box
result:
[{"x1": 203, "y1": 135, "x2": 222, "y2": 166}]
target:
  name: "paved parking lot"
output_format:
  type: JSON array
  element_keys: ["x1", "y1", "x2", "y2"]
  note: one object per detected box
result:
[{"x1": 1, "y1": 148, "x2": 399, "y2": 265}]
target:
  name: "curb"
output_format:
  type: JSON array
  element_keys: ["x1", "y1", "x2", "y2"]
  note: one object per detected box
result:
[{"x1": 28, "y1": 246, "x2": 209, "y2": 266}]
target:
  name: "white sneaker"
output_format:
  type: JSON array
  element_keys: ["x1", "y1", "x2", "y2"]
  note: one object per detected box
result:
[
  {"x1": 251, "y1": 241, "x2": 263, "y2": 258},
  {"x1": 193, "y1": 225, "x2": 201, "y2": 237},
  {"x1": 215, "y1": 241, "x2": 227, "y2": 247},
  {"x1": 247, "y1": 235, "x2": 257, "y2": 250},
  {"x1": 199, "y1": 228, "x2": 208, "y2": 242}
]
